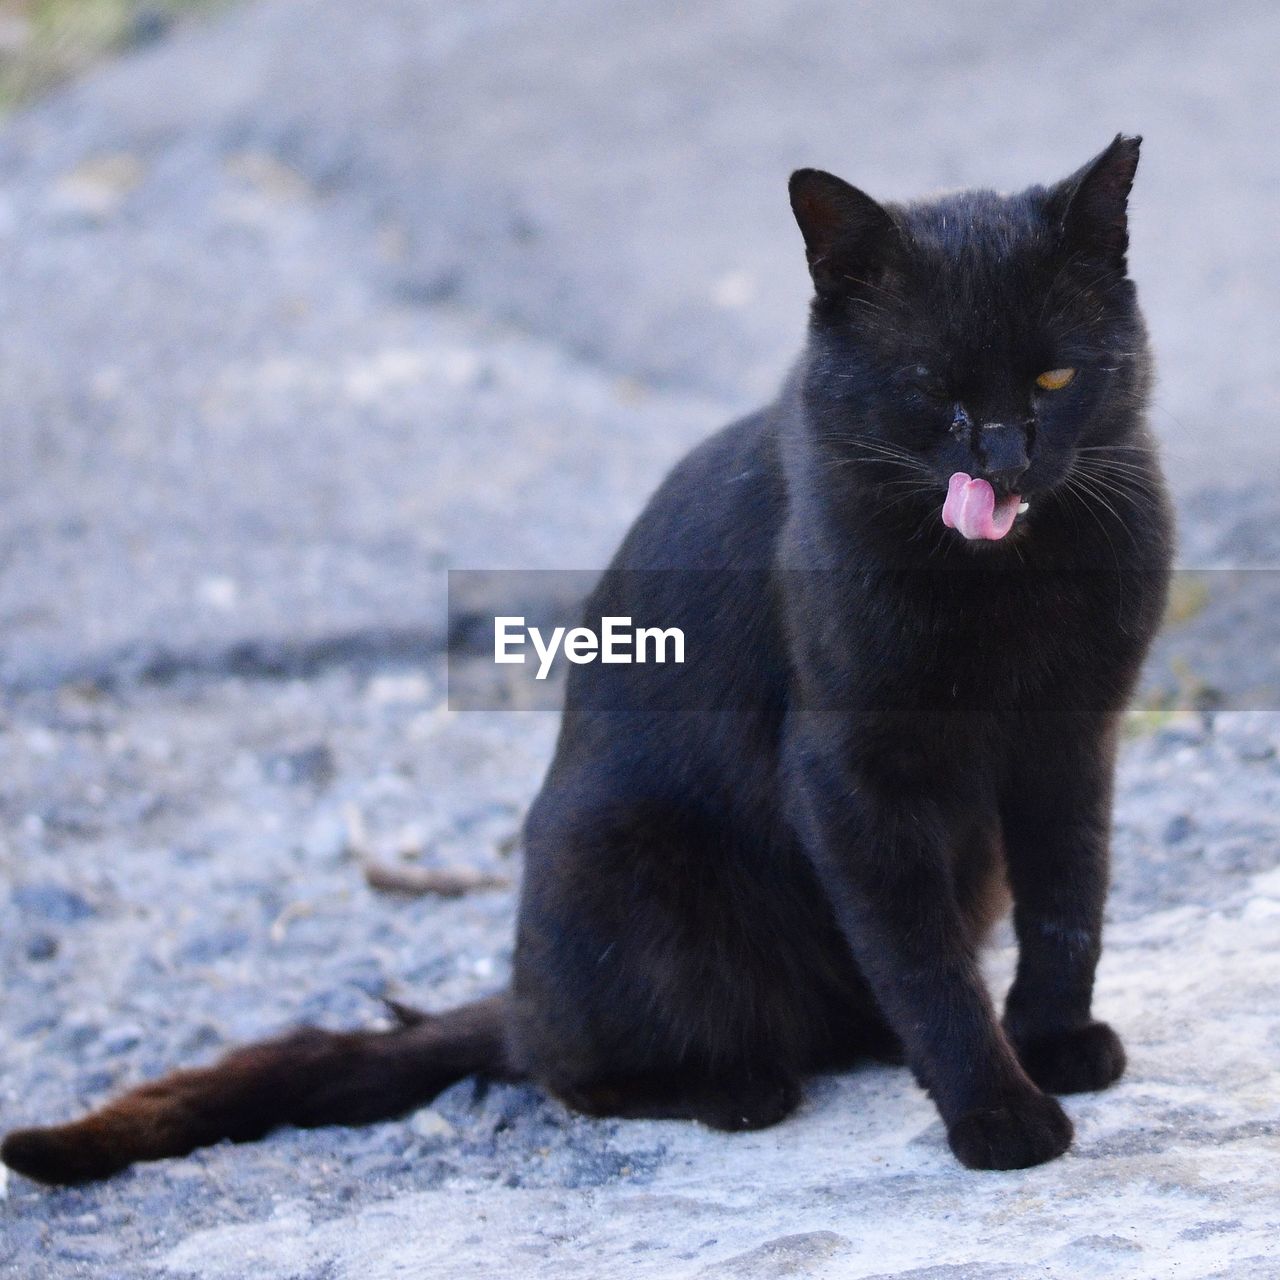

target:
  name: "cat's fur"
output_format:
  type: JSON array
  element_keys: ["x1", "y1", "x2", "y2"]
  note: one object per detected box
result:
[{"x1": 3, "y1": 136, "x2": 1172, "y2": 1183}]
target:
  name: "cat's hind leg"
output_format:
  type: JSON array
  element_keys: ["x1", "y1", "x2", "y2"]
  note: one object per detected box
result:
[
  {"x1": 510, "y1": 787, "x2": 849, "y2": 1131},
  {"x1": 560, "y1": 1068, "x2": 801, "y2": 1132}
]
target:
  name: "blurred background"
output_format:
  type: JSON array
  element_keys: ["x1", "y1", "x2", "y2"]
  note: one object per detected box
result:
[
  {"x1": 2, "y1": 4, "x2": 1279, "y2": 1277},
  {"x1": 2, "y1": 0, "x2": 1279, "y2": 690}
]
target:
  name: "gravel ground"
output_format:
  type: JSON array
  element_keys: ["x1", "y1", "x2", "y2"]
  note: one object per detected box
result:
[
  {"x1": 1, "y1": 670, "x2": 1278, "y2": 1277},
  {"x1": 2, "y1": 1, "x2": 1279, "y2": 1277}
]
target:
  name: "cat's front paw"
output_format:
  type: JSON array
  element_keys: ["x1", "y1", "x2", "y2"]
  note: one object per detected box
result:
[
  {"x1": 946, "y1": 1089, "x2": 1072, "y2": 1170},
  {"x1": 1013, "y1": 1021, "x2": 1126, "y2": 1095}
]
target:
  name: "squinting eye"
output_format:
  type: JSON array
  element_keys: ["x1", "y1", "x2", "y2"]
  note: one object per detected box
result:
[{"x1": 1035, "y1": 367, "x2": 1076, "y2": 391}]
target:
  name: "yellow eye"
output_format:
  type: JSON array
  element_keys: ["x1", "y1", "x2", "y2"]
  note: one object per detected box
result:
[{"x1": 1035, "y1": 367, "x2": 1076, "y2": 391}]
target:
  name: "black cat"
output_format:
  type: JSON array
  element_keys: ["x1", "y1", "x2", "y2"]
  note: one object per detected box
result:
[{"x1": 2, "y1": 135, "x2": 1172, "y2": 1183}]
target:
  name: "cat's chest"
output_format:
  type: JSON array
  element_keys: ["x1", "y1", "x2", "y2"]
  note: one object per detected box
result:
[{"x1": 868, "y1": 567, "x2": 1113, "y2": 699}]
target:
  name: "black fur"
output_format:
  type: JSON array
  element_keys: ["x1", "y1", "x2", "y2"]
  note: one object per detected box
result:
[{"x1": 3, "y1": 137, "x2": 1171, "y2": 1183}]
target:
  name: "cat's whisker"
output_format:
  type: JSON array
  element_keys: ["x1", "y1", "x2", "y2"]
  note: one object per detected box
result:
[
  {"x1": 1074, "y1": 454, "x2": 1154, "y2": 473},
  {"x1": 1076, "y1": 473, "x2": 1161, "y2": 505},
  {"x1": 868, "y1": 489, "x2": 939, "y2": 524},
  {"x1": 1074, "y1": 444, "x2": 1165, "y2": 455},
  {"x1": 1059, "y1": 472, "x2": 1127, "y2": 577},
  {"x1": 812, "y1": 437, "x2": 936, "y2": 479},
  {"x1": 1073, "y1": 445, "x2": 1157, "y2": 457},
  {"x1": 1073, "y1": 459, "x2": 1161, "y2": 491},
  {"x1": 1073, "y1": 458, "x2": 1162, "y2": 498},
  {"x1": 1065, "y1": 471, "x2": 1128, "y2": 525},
  {"x1": 1075, "y1": 473, "x2": 1150, "y2": 512}
]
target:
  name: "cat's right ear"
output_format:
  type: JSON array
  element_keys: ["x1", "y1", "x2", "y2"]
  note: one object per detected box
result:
[
  {"x1": 1044, "y1": 135, "x2": 1142, "y2": 271},
  {"x1": 789, "y1": 169, "x2": 898, "y2": 297}
]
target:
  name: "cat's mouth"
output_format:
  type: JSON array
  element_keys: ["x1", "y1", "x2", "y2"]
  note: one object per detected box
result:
[{"x1": 941, "y1": 473, "x2": 1030, "y2": 542}]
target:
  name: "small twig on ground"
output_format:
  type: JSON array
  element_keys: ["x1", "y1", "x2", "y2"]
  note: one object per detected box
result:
[
  {"x1": 343, "y1": 802, "x2": 509, "y2": 898},
  {"x1": 268, "y1": 899, "x2": 317, "y2": 943},
  {"x1": 361, "y1": 861, "x2": 509, "y2": 899}
]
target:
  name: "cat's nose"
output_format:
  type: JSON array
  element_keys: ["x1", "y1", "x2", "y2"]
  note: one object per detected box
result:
[{"x1": 978, "y1": 423, "x2": 1030, "y2": 494}]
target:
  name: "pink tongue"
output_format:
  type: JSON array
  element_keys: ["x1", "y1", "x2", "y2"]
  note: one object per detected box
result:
[{"x1": 941, "y1": 473, "x2": 1020, "y2": 541}]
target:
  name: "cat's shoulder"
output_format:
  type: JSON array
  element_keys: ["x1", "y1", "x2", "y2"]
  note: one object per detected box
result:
[{"x1": 613, "y1": 408, "x2": 787, "y2": 571}]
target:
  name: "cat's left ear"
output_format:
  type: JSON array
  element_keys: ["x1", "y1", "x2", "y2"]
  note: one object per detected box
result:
[
  {"x1": 1045, "y1": 134, "x2": 1142, "y2": 270},
  {"x1": 789, "y1": 169, "x2": 899, "y2": 297}
]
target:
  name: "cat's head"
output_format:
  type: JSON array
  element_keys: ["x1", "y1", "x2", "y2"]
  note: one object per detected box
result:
[{"x1": 789, "y1": 136, "x2": 1150, "y2": 545}]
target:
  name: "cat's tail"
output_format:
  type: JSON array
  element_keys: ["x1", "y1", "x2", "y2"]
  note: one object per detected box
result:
[{"x1": 0, "y1": 993, "x2": 514, "y2": 1186}]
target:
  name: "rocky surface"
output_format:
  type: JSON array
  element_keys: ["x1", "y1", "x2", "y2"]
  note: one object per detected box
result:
[
  {"x1": 1, "y1": 1, "x2": 1279, "y2": 1277},
  {"x1": 2, "y1": 671, "x2": 1279, "y2": 1278}
]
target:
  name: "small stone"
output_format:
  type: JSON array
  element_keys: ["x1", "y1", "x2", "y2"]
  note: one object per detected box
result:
[
  {"x1": 24, "y1": 931, "x2": 58, "y2": 961},
  {"x1": 51, "y1": 1022, "x2": 101, "y2": 1054},
  {"x1": 1206, "y1": 841, "x2": 1268, "y2": 875},
  {"x1": 1153, "y1": 726, "x2": 1206, "y2": 751},
  {"x1": 181, "y1": 1023, "x2": 224, "y2": 1055},
  {"x1": 12, "y1": 883, "x2": 96, "y2": 923},
  {"x1": 410, "y1": 1110, "x2": 456, "y2": 1142},
  {"x1": 263, "y1": 742, "x2": 336, "y2": 788},
  {"x1": 224, "y1": 151, "x2": 313, "y2": 202},
  {"x1": 18, "y1": 1013, "x2": 59, "y2": 1036},
  {"x1": 102, "y1": 1026, "x2": 143, "y2": 1055},
  {"x1": 51, "y1": 153, "x2": 145, "y2": 221},
  {"x1": 179, "y1": 927, "x2": 250, "y2": 964},
  {"x1": 367, "y1": 673, "x2": 432, "y2": 705}
]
